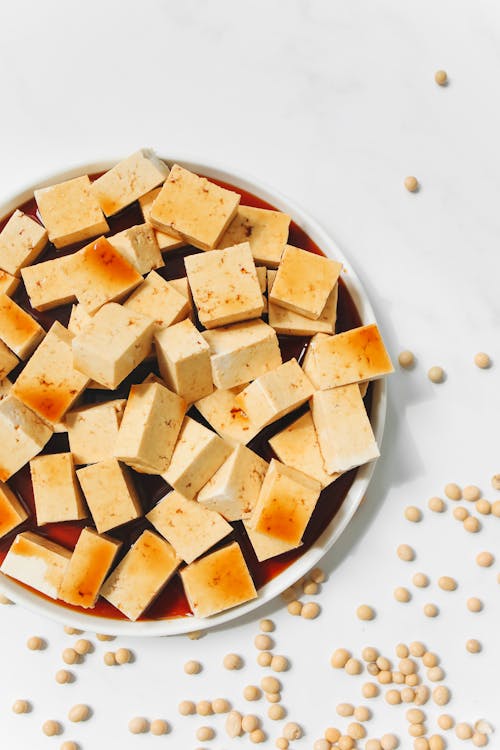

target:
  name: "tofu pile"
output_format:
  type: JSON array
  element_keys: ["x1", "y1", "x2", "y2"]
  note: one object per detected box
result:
[{"x1": 0, "y1": 149, "x2": 394, "y2": 622}]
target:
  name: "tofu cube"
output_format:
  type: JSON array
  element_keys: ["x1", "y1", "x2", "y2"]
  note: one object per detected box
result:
[
  {"x1": 139, "y1": 188, "x2": 185, "y2": 251},
  {"x1": 0, "y1": 339, "x2": 18, "y2": 379},
  {"x1": 162, "y1": 416, "x2": 232, "y2": 499},
  {"x1": 0, "y1": 270, "x2": 20, "y2": 296},
  {"x1": 0, "y1": 481, "x2": 28, "y2": 539},
  {"x1": 0, "y1": 377, "x2": 11, "y2": 401},
  {"x1": 65, "y1": 399, "x2": 126, "y2": 465},
  {"x1": 77, "y1": 458, "x2": 142, "y2": 534},
  {"x1": 0, "y1": 293, "x2": 45, "y2": 359},
  {"x1": 124, "y1": 271, "x2": 190, "y2": 331},
  {"x1": 268, "y1": 269, "x2": 338, "y2": 336},
  {"x1": 21, "y1": 254, "x2": 78, "y2": 312},
  {"x1": 59, "y1": 527, "x2": 121, "y2": 609},
  {"x1": 197, "y1": 444, "x2": 268, "y2": 521},
  {"x1": 185, "y1": 242, "x2": 264, "y2": 328},
  {"x1": 72, "y1": 303, "x2": 155, "y2": 389},
  {"x1": 249, "y1": 459, "x2": 322, "y2": 547},
  {"x1": 0, "y1": 531, "x2": 71, "y2": 599},
  {"x1": 35, "y1": 175, "x2": 109, "y2": 249},
  {"x1": 114, "y1": 382, "x2": 186, "y2": 474},
  {"x1": 301, "y1": 332, "x2": 329, "y2": 388},
  {"x1": 101, "y1": 529, "x2": 180, "y2": 621},
  {"x1": 0, "y1": 395, "x2": 53, "y2": 481},
  {"x1": 91, "y1": 149, "x2": 170, "y2": 216},
  {"x1": 154, "y1": 318, "x2": 212, "y2": 403},
  {"x1": 0, "y1": 210, "x2": 48, "y2": 276},
  {"x1": 12, "y1": 321, "x2": 89, "y2": 423},
  {"x1": 30, "y1": 452, "x2": 86, "y2": 525},
  {"x1": 194, "y1": 384, "x2": 261, "y2": 446},
  {"x1": 67, "y1": 304, "x2": 92, "y2": 336},
  {"x1": 243, "y1": 520, "x2": 299, "y2": 562},
  {"x1": 147, "y1": 490, "x2": 232, "y2": 564},
  {"x1": 218, "y1": 206, "x2": 290, "y2": 267},
  {"x1": 269, "y1": 245, "x2": 342, "y2": 320},
  {"x1": 108, "y1": 223, "x2": 164, "y2": 275},
  {"x1": 150, "y1": 164, "x2": 240, "y2": 251}
]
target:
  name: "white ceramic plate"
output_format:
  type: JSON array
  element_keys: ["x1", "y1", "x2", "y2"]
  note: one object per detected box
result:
[{"x1": 0, "y1": 158, "x2": 387, "y2": 636}]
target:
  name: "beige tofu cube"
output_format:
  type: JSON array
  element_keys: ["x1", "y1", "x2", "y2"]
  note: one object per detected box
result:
[
  {"x1": 29, "y1": 452, "x2": 86, "y2": 525},
  {"x1": 91, "y1": 149, "x2": 170, "y2": 216},
  {"x1": 269, "y1": 245, "x2": 342, "y2": 320},
  {"x1": 0, "y1": 378, "x2": 11, "y2": 401},
  {"x1": 0, "y1": 270, "x2": 20, "y2": 296},
  {"x1": 235, "y1": 358, "x2": 315, "y2": 431},
  {"x1": 12, "y1": 322, "x2": 89, "y2": 423},
  {"x1": 101, "y1": 529, "x2": 180, "y2": 621},
  {"x1": 0, "y1": 395, "x2": 53, "y2": 481},
  {"x1": 268, "y1": 269, "x2": 338, "y2": 336},
  {"x1": 185, "y1": 242, "x2": 264, "y2": 328},
  {"x1": 108, "y1": 223, "x2": 164, "y2": 275},
  {"x1": 124, "y1": 271, "x2": 190, "y2": 331},
  {"x1": 218, "y1": 206, "x2": 290, "y2": 267},
  {"x1": 139, "y1": 188, "x2": 185, "y2": 251},
  {"x1": 155, "y1": 318, "x2": 212, "y2": 403},
  {"x1": 0, "y1": 481, "x2": 28, "y2": 539},
  {"x1": 150, "y1": 164, "x2": 240, "y2": 251},
  {"x1": 21, "y1": 254, "x2": 77, "y2": 312},
  {"x1": 147, "y1": 490, "x2": 232, "y2": 564},
  {"x1": 256, "y1": 266, "x2": 267, "y2": 293},
  {"x1": 59, "y1": 527, "x2": 121, "y2": 608},
  {"x1": 168, "y1": 276, "x2": 194, "y2": 320},
  {"x1": 65, "y1": 399, "x2": 126, "y2": 465},
  {"x1": 301, "y1": 332, "x2": 329, "y2": 388},
  {"x1": 0, "y1": 531, "x2": 71, "y2": 599},
  {"x1": 77, "y1": 458, "x2": 142, "y2": 534},
  {"x1": 197, "y1": 444, "x2": 268, "y2": 521},
  {"x1": 0, "y1": 210, "x2": 47, "y2": 276},
  {"x1": 0, "y1": 293, "x2": 45, "y2": 359},
  {"x1": 202, "y1": 320, "x2": 282, "y2": 390},
  {"x1": 243, "y1": 520, "x2": 299, "y2": 562},
  {"x1": 194, "y1": 384, "x2": 261, "y2": 446},
  {"x1": 249, "y1": 459, "x2": 321, "y2": 547},
  {"x1": 72, "y1": 303, "x2": 155, "y2": 389},
  {"x1": 114, "y1": 382, "x2": 186, "y2": 474},
  {"x1": 0, "y1": 339, "x2": 18, "y2": 379},
  {"x1": 162, "y1": 416, "x2": 232, "y2": 499},
  {"x1": 35, "y1": 175, "x2": 109, "y2": 249},
  {"x1": 67, "y1": 304, "x2": 92, "y2": 336},
  {"x1": 180, "y1": 541, "x2": 256, "y2": 618}
]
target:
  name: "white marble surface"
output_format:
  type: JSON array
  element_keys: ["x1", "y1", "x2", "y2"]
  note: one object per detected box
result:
[{"x1": 1, "y1": 1, "x2": 499, "y2": 747}]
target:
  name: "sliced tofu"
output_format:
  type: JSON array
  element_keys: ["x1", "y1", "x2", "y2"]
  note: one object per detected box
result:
[
  {"x1": 155, "y1": 318, "x2": 212, "y2": 403},
  {"x1": 67, "y1": 304, "x2": 92, "y2": 336},
  {"x1": 301, "y1": 332, "x2": 329, "y2": 388},
  {"x1": 217, "y1": 205, "x2": 290, "y2": 267},
  {"x1": 0, "y1": 293, "x2": 45, "y2": 359},
  {"x1": 0, "y1": 339, "x2": 18, "y2": 379},
  {"x1": 30, "y1": 452, "x2": 86, "y2": 525},
  {"x1": 0, "y1": 270, "x2": 20, "y2": 296},
  {"x1": 185, "y1": 242, "x2": 263, "y2": 328},
  {"x1": 101, "y1": 529, "x2": 180, "y2": 621},
  {"x1": 0, "y1": 482, "x2": 28, "y2": 539},
  {"x1": 35, "y1": 175, "x2": 109, "y2": 249},
  {"x1": 138, "y1": 187, "x2": 185, "y2": 251},
  {"x1": 147, "y1": 490, "x2": 232, "y2": 564},
  {"x1": 77, "y1": 458, "x2": 142, "y2": 534},
  {"x1": 0, "y1": 395, "x2": 53, "y2": 481},
  {"x1": 150, "y1": 164, "x2": 240, "y2": 251},
  {"x1": 310, "y1": 384, "x2": 379, "y2": 474},
  {"x1": 162, "y1": 416, "x2": 232, "y2": 499},
  {"x1": 108, "y1": 223, "x2": 164, "y2": 275},
  {"x1": 194, "y1": 384, "x2": 261, "y2": 446},
  {"x1": 197, "y1": 444, "x2": 268, "y2": 521},
  {"x1": 268, "y1": 269, "x2": 338, "y2": 336},
  {"x1": 243, "y1": 520, "x2": 299, "y2": 562},
  {"x1": 21, "y1": 254, "x2": 78, "y2": 312},
  {"x1": 0, "y1": 531, "x2": 71, "y2": 599},
  {"x1": 202, "y1": 319, "x2": 282, "y2": 390},
  {"x1": 59, "y1": 527, "x2": 121, "y2": 609},
  {"x1": 180, "y1": 541, "x2": 257, "y2": 618},
  {"x1": 0, "y1": 210, "x2": 48, "y2": 276},
  {"x1": 65, "y1": 399, "x2": 126, "y2": 465},
  {"x1": 124, "y1": 271, "x2": 190, "y2": 331}
]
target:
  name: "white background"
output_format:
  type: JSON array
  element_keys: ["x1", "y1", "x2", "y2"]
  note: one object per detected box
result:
[{"x1": 1, "y1": 1, "x2": 499, "y2": 748}]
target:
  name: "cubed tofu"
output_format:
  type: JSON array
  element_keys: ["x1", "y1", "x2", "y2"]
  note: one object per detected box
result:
[
  {"x1": 0, "y1": 293, "x2": 45, "y2": 359},
  {"x1": 21, "y1": 254, "x2": 78, "y2": 312},
  {"x1": 155, "y1": 318, "x2": 212, "y2": 403},
  {"x1": 124, "y1": 271, "x2": 190, "y2": 331},
  {"x1": 235, "y1": 358, "x2": 315, "y2": 431},
  {"x1": 77, "y1": 458, "x2": 142, "y2": 534},
  {"x1": 65, "y1": 399, "x2": 126, "y2": 465},
  {"x1": 72, "y1": 303, "x2": 155, "y2": 389},
  {"x1": 108, "y1": 223, "x2": 164, "y2": 275},
  {"x1": 197, "y1": 444, "x2": 268, "y2": 521},
  {"x1": 194, "y1": 384, "x2": 261, "y2": 446},
  {"x1": 311, "y1": 384, "x2": 379, "y2": 473},
  {"x1": 243, "y1": 520, "x2": 299, "y2": 562},
  {"x1": 114, "y1": 382, "x2": 186, "y2": 474},
  {"x1": 185, "y1": 242, "x2": 263, "y2": 328},
  {"x1": 0, "y1": 339, "x2": 18, "y2": 379},
  {"x1": 256, "y1": 266, "x2": 267, "y2": 293},
  {"x1": 0, "y1": 210, "x2": 47, "y2": 276},
  {"x1": 0, "y1": 395, "x2": 53, "y2": 481},
  {"x1": 12, "y1": 322, "x2": 89, "y2": 423},
  {"x1": 268, "y1": 269, "x2": 338, "y2": 336},
  {"x1": 248, "y1": 459, "x2": 322, "y2": 547},
  {"x1": 217, "y1": 206, "x2": 290, "y2": 267},
  {"x1": 71, "y1": 236, "x2": 143, "y2": 315},
  {"x1": 67, "y1": 304, "x2": 92, "y2": 336},
  {"x1": 147, "y1": 490, "x2": 232, "y2": 564},
  {"x1": 301, "y1": 332, "x2": 329, "y2": 388},
  {"x1": 101, "y1": 529, "x2": 180, "y2": 621},
  {"x1": 0, "y1": 270, "x2": 20, "y2": 296},
  {"x1": 269, "y1": 245, "x2": 342, "y2": 320},
  {"x1": 0, "y1": 378, "x2": 11, "y2": 401},
  {"x1": 139, "y1": 188, "x2": 185, "y2": 251},
  {"x1": 150, "y1": 164, "x2": 240, "y2": 251},
  {"x1": 162, "y1": 416, "x2": 232, "y2": 499},
  {"x1": 35, "y1": 175, "x2": 109, "y2": 249},
  {"x1": 0, "y1": 482, "x2": 28, "y2": 539},
  {"x1": 180, "y1": 541, "x2": 256, "y2": 618},
  {"x1": 269, "y1": 411, "x2": 339, "y2": 488},
  {"x1": 59, "y1": 527, "x2": 121, "y2": 609},
  {"x1": 0, "y1": 531, "x2": 71, "y2": 599},
  {"x1": 29, "y1": 452, "x2": 86, "y2": 525},
  {"x1": 91, "y1": 149, "x2": 170, "y2": 216},
  {"x1": 202, "y1": 319, "x2": 282, "y2": 390}
]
